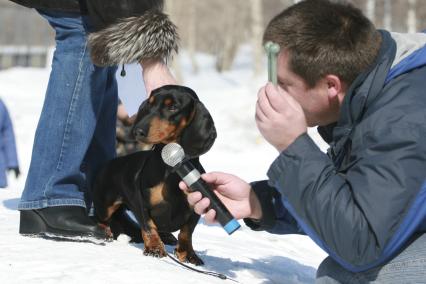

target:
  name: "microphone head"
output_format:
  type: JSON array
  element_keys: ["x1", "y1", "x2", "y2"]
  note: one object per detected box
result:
[{"x1": 161, "y1": 143, "x2": 185, "y2": 167}]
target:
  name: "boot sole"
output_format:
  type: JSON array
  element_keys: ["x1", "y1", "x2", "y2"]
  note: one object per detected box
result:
[{"x1": 19, "y1": 210, "x2": 109, "y2": 243}]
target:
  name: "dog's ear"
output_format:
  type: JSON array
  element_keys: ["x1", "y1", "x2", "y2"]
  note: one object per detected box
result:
[{"x1": 180, "y1": 101, "x2": 217, "y2": 158}]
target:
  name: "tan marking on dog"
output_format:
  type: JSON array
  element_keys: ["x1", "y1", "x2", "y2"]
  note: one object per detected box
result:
[
  {"x1": 176, "y1": 230, "x2": 191, "y2": 261},
  {"x1": 148, "y1": 117, "x2": 177, "y2": 142},
  {"x1": 105, "y1": 198, "x2": 123, "y2": 220},
  {"x1": 175, "y1": 117, "x2": 188, "y2": 134},
  {"x1": 98, "y1": 223, "x2": 113, "y2": 239},
  {"x1": 149, "y1": 183, "x2": 165, "y2": 206},
  {"x1": 164, "y1": 98, "x2": 173, "y2": 106},
  {"x1": 171, "y1": 108, "x2": 196, "y2": 142},
  {"x1": 141, "y1": 220, "x2": 167, "y2": 257},
  {"x1": 149, "y1": 95, "x2": 155, "y2": 104},
  {"x1": 175, "y1": 224, "x2": 202, "y2": 264}
]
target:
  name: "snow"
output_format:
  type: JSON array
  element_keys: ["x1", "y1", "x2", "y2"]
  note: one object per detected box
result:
[{"x1": 0, "y1": 47, "x2": 327, "y2": 284}]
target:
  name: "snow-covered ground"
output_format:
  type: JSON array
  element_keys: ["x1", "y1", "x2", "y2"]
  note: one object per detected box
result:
[{"x1": 0, "y1": 47, "x2": 327, "y2": 284}]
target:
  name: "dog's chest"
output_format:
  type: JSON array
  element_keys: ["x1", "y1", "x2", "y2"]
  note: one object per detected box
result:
[{"x1": 145, "y1": 175, "x2": 193, "y2": 232}]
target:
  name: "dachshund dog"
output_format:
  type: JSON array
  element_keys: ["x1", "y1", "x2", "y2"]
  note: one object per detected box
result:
[{"x1": 92, "y1": 85, "x2": 216, "y2": 265}]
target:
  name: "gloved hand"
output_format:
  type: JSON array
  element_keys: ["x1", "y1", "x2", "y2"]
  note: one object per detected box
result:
[{"x1": 8, "y1": 167, "x2": 20, "y2": 178}]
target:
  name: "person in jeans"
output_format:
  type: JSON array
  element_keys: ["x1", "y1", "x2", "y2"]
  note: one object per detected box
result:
[
  {"x1": 0, "y1": 98, "x2": 20, "y2": 188},
  {"x1": 182, "y1": 0, "x2": 426, "y2": 282},
  {"x1": 115, "y1": 100, "x2": 145, "y2": 157},
  {"x1": 9, "y1": 0, "x2": 178, "y2": 240}
]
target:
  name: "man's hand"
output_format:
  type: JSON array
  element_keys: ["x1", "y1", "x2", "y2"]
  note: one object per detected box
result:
[
  {"x1": 255, "y1": 83, "x2": 307, "y2": 152},
  {"x1": 179, "y1": 172, "x2": 262, "y2": 224},
  {"x1": 140, "y1": 60, "x2": 177, "y2": 96}
]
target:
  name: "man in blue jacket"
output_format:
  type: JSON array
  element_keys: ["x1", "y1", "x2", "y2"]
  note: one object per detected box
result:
[
  {"x1": 0, "y1": 98, "x2": 20, "y2": 188},
  {"x1": 182, "y1": 0, "x2": 426, "y2": 282}
]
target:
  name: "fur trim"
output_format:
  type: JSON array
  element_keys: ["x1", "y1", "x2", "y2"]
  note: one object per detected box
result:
[{"x1": 88, "y1": 10, "x2": 179, "y2": 66}]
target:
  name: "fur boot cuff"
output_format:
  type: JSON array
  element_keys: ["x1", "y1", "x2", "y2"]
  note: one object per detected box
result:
[{"x1": 88, "y1": 10, "x2": 179, "y2": 66}]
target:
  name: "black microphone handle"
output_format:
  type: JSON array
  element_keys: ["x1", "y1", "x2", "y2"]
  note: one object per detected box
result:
[
  {"x1": 175, "y1": 163, "x2": 236, "y2": 228},
  {"x1": 188, "y1": 177, "x2": 235, "y2": 227}
]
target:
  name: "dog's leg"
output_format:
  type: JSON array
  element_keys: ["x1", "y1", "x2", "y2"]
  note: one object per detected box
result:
[
  {"x1": 140, "y1": 219, "x2": 167, "y2": 258},
  {"x1": 175, "y1": 213, "x2": 204, "y2": 265},
  {"x1": 109, "y1": 207, "x2": 143, "y2": 243},
  {"x1": 93, "y1": 196, "x2": 123, "y2": 240},
  {"x1": 132, "y1": 189, "x2": 167, "y2": 258}
]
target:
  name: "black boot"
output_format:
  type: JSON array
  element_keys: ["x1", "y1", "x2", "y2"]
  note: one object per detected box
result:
[{"x1": 19, "y1": 206, "x2": 108, "y2": 240}]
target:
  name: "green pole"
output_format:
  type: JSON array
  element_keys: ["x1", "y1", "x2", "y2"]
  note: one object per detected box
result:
[{"x1": 264, "y1": 41, "x2": 280, "y2": 86}]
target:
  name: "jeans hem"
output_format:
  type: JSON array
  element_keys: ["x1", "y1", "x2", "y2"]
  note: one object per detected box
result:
[{"x1": 18, "y1": 199, "x2": 86, "y2": 210}]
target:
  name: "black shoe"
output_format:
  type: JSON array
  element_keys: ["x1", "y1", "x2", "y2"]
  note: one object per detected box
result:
[{"x1": 19, "y1": 206, "x2": 108, "y2": 241}]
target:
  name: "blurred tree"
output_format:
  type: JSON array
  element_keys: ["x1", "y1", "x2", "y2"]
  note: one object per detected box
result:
[
  {"x1": 419, "y1": 0, "x2": 426, "y2": 31},
  {"x1": 0, "y1": 0, "x2": 53, "y2": 45},
  {"x1": 214, "y1": 0, "x2": 247, "y2": 72},
  {"x1": 164, "y1": 0, "x2": 183, "y2": 83},
  {"x1": 407, "y1": 0, "x2": 417, "y2": 33},
  {"x1": 366, "y1": 0, "x2": 376, "y2": 22},
  {"x1": 2, "y1": 0, "x2": 425, "y2": 71},
  {"x1": 250, "y1": 0, "x2": 264, "y2": 76},
  {"x1": 383, "y1": 0, "x2": 392, "y2": 31},
  {"x1": 187, "y1": 0, "x2": 199, "y2": 74}
]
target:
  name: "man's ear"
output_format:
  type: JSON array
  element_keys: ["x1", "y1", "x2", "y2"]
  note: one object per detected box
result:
[{"x1": 325, "y1": 74, "x2": 345, "y2": 104}]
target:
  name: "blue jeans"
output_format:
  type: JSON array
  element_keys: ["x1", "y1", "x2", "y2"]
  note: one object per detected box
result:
[
  {"x1": 316, "y1": 233, "x2": 426, "y2": 283},
  {"x1": 18, "y1": 10, "x2": 118, "y2": 210}
]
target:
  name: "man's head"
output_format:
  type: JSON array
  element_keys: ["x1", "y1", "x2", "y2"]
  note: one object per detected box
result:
[{"x1": 263, "y1": 0, "x2": 381, "y2": 126}]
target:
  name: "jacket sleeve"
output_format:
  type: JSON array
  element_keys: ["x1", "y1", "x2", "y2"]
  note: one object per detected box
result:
[
  {"x1": 243, "y1": 180, "x2": 304, "y2": 235},
  {"x1": 0, "y1": 101, "x2": 19, "y2": 168},
  {"x1": 267, "y1": 130, "x2": 426, "y2": 271},
  {"x1": 85, "y1": 0, "x2": 178, "y2": 66}
]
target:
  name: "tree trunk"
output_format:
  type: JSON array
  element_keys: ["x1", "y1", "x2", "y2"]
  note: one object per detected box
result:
[
  {"x1": 250, "y1": 0, "x2": 263, "y2": 76},
  {"x1": 407, "y1": 0, "x2": 417, "y2": 33},
  {"x1": 187, "y1": 0, "x2": 198, "y2": 74},
  {"x1": 383, "y1": 0, "x2": 392, "y2": 31},
  {"x1": 164, "y1": 0, "x2": 183, "y2": 83},
  {"x1": 366, "y1": 0, "x2": 376, "y2": 23},
  {"x1": 215, "y1": 1, "x2": 242, "y2": 72}
]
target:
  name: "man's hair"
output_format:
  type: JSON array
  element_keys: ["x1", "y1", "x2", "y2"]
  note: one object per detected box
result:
[{"x1": 263, "y1": 0, "x2": 381, "y2": 87}]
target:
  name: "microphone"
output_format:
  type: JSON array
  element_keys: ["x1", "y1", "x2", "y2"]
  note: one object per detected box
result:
[{"x1": 161, "y1": 143, "x2": 241, "y2": 235}]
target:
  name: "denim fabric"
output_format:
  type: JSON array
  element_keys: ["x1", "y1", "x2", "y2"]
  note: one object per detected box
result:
[
  {"x1": 18, "y1": 10, "x2": 118, "y2": 210},
  {"x1": 0, "y1": 99, "x2": 19, "y2": 188},
  {"x1": 316, "y1": 233, "x2": 426, "y2": 283}
]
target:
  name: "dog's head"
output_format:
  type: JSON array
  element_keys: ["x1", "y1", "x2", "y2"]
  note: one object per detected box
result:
[{"x1": 131, "y1": 85, "x2": 216, "y2": 158}]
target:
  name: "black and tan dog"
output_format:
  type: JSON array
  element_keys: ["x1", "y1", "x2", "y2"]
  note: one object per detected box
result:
[{"x1": 92, "y1": 85, "x2": 216, "y2": 265}]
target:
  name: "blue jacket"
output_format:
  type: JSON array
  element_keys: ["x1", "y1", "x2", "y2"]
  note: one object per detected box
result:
[
  {"x1": 0, "y1": 99, "x2": 19, "y2": 188},
  {"x1": 245, "y1": 30, "x2": 426, "y2": 272}
]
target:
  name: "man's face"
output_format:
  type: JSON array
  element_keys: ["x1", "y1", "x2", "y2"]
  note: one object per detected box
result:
[{"x1": 277, "y1": 50, "x2": 341, "y2": 127}]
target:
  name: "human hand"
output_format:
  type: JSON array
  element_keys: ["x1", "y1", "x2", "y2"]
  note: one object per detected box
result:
[
  {"x1": 255, "y1": 83, "x2": 307, "y2": 152},
  {"x1": 179, "y1": 172, "x2": 262, "y2": 224},
  {"x1": 8, "y1": 167, "x2": 20, "y2": 178},
  {"x1": 140, "y1": 60, "x2": 177, "y2": 96}
]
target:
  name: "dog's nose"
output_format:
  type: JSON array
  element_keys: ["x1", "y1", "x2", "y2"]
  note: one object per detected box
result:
[{"x1": 133, "y1": 127, "x2": 146, "y2": 137}]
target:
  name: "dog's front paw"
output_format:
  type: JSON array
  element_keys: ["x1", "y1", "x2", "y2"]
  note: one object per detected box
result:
[
  {"x1": 175, "y1": 249, "x2": 204, "y2": 266},
  {"x1": 97, "y1": 223, "x2": 114, "y2": 241},
  {"x1": 143, "y1": 245, "x2": 168, "y2": 258}
]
